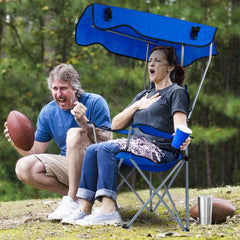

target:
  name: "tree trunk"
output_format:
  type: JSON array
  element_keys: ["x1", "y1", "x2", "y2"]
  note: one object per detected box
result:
[
  {"x1": 221, "y1": 142, "x2": 226, "y2": 185},
  {"x1": 203, "y1": 103, "x2": 212, "y2": 187},
  {"x1": 192, "y1": 145, "x2": 199, "y2": 187},
  {"x1": 131, "y1": 169, "x2": 137, "y2": 188},
  {"x1": 205, "y1": 142, "x2": 212, "y2": 187},
  {"x1": 0, "y1": 2, "x2": 5, "y2": 53}
]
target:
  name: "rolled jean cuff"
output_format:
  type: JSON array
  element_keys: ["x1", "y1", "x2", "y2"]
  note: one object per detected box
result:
[
  {"x1": 76, "y1": 188, "x2": 95, "y2": 202},
  {"x1": 95, "y1": 189, "x2": 117, "y2": 202}
]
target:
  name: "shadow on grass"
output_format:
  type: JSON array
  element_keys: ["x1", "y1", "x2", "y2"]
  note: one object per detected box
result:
[{"x1": 118, "y1": 205, "x2": 185, "y2": 228}]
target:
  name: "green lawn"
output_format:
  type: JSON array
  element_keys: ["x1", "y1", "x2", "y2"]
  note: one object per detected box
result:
[{"x1": 0, "y1": 186, "x2": 239, "y2": 240}]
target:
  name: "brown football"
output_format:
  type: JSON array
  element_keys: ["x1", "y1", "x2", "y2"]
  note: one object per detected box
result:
[
  {"x1": 190, "y1": 197, "x2": 236, "y2": 224},
  {"x1": 7, "y1": 110, "x2": 35, "y2": 151}
]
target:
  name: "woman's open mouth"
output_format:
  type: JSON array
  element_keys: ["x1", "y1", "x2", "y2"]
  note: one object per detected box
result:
[{"x1": 149, "y1": 69, "x2": 155, "y2": 75}]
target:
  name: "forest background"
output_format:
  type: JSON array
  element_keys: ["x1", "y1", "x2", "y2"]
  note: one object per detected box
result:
[{"x1": 0, "y1": 0, "x2": 240, "y2": 201}]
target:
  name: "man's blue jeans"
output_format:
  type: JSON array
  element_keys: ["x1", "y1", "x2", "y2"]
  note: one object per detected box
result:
[{"x1": 77, "y1": 142, "x2": 121, "y2": 202}]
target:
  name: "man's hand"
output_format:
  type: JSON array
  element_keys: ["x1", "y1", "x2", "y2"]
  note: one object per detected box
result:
[
  {"x1": 3, "y1": 121, "x2": 15, "y2": 146},
  {"x1": 71, "y1": 101, "x2": 112, "y2": 143},
  {"x1": 71, "y1": 101, "x2": 89, "y2": 124}
]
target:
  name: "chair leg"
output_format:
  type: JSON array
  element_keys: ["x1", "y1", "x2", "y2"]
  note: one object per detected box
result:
[
  {"x1": 116, "y1": 158, "x2": 189, "y2": 231},
  {"x1": 150, "y1": 172, "x2": 153, "y2": 211},
  {"x1": 185, "y1": 160, "x2": 190, "y2": 231},
  {"x1": 117, "y1": 162, "x2": 152, "y2": 212},
  {"x1": 115, "y1": 201, "x2": 129, "y2": 229}
]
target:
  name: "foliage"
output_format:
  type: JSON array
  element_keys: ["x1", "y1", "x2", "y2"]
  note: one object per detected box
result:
[
  {"x1": 191, "y1": 125, "x2": 238, "y2": 145},
  {"x1": 0, "y1": 180, "x2": 60, "y2": 201},
  {"x1": 0, "y1": 0, "x2": 240, "y2": 200}
]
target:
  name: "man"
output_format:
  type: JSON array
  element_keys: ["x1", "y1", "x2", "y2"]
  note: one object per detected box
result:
[{"x1": 4, "y1": 63, "x2": 112, "y2": 221}]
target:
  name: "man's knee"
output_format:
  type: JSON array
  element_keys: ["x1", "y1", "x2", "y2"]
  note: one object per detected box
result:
[
  {"x1": 15, "y1": 155, "x2": 42, "y2": 182},
  {"x1": 66, "y1": 128, "x2": 91, "y2": 149}
]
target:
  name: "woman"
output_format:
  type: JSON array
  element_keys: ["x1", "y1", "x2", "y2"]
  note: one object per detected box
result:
[{"x1": 62, "y1": 46, "x2": 191, "y2": 225}]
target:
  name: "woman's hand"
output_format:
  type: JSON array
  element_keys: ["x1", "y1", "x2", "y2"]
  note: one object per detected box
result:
[
  {"x1": 137, "y1": 93, "x2": 161, "y2": 110},
  {"x1": 172, "y1": 112, "x2": 190, "y2": 151},
  {"x1": 180, "y1": 137, "x2": 191, "y2": 151},
  {"x1": 112, "y1": 93, "x2": 160, "y2": 130}
]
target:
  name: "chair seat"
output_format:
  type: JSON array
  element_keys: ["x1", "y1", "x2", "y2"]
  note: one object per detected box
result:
[{"x1": 116, "y1": 151, "x2": 178, "y2": 172}]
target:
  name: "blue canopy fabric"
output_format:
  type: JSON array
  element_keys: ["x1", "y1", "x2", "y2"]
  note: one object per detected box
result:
[{"x1": 75, "y1": 3, "x2": 217, "y2": 67}]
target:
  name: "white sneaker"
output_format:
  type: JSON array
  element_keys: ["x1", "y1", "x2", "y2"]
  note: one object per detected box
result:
[
  {"x1": 75, "y1": 208, "x2": 120, "y2": 226},
  {"x1": 62, "y1": 209, "x2": 89, "y2": 225},
  {"x1": 48, "y1": 196, "x2": 80, "y2": 221}
]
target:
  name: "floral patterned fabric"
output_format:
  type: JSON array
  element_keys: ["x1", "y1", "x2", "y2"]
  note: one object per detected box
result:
[{"x1": 110, "y1": 136, "x2": 164, "y2": 164}]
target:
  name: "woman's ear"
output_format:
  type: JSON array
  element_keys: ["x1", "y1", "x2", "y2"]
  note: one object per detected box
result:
[{"x1": 168, "y1": 66, "x2": 175, "y2": 73}]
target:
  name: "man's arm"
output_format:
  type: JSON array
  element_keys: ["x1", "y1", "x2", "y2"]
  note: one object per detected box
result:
[
  {"x1": 86, "y1": 127, "x2": 112, "y2": 143},
  {"x1": 15, "y1": 141, "x2": 49, "y2": 156},
  {"x1": 4, "y1": 121, "x2": 49, "y2": 156},
  {"x1": 71, "y1": 101, "x2": 112, "y2": 142}
]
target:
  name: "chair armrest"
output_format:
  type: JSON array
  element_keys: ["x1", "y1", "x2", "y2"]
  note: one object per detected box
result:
[
  {"x1": 87, "y1": 123, "x2": 112, "y2": 143},
  {"x1": 131, "y1": 123, "x2": 173, "y2": 139},
  {"x1": 86, "y1": 122, "x2": 173, "y2": 148}
]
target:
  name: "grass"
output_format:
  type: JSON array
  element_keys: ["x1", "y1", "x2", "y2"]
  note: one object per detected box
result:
[{"x1": 0, "y1": 186, "x2": 239, "y2": 240}]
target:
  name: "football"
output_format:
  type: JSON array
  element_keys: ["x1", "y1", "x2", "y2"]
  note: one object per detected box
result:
[
  {"x1": 190, "y1": 197, "x2": 236, "y2": 224},
  {"x1": 6, "y1": 110, "x2": 35, "y2": 151}
]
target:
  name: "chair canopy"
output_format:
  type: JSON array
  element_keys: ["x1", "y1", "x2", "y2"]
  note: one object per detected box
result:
[{"x1": 75, "y1": 3, "x2": 218, "y2": 67}]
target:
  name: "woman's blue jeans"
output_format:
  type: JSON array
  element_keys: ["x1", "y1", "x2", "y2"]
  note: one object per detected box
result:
[
  {"x1": 76, "y1": 142, "x2": 121, "y2": 202},
  {"x1": 76, "y1": 141, "x2": 178, "y2": 203}
]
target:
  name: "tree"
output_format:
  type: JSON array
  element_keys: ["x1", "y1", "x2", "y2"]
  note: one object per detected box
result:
[{"x1": 1, "y1": 0, "x2": 240, "y2": 201}]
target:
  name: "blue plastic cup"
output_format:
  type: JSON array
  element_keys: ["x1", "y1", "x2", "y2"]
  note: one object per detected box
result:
[{"x1": 171, "y1": 125, "x2": 192, "y2": 149}]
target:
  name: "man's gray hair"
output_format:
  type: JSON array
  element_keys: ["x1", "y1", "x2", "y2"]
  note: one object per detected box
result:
[{"x1": 47, "y1": 63, "x2": 84, "y2": 96}]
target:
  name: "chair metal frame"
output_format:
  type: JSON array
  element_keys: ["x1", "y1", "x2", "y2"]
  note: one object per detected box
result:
[
  {"x1": 115, "y1": 124, "x2": 189, "y2": 230},
  {"x1": 112, "y1": 43, "x2": 213, "y2": 230}
]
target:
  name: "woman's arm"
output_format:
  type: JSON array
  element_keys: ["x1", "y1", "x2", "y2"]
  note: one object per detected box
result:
[
  {"x1": 173, "y1": 111, "x2": 190, "y2": 151},
  {"x1": 111, "y1": 103, "x2": 138, "y2": 130},
  {"x1": 173, "y1": 111, "x2": 188, "y2": 131},
  {"x1": 112, "y1": 93, "x2": 160, "y2": 130}
]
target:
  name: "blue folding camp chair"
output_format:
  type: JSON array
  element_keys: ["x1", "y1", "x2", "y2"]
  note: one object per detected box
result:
[
  {"x1": 115, "y1": 123, "x2": 188, "y2": 229},
  {"x1": 75, "y1": 3, "x2": 218, "y2": 230}
]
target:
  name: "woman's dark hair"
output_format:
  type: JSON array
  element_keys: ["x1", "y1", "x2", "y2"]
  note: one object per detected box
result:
[{"x1": 150, "y1": 46, "x2": 185, "y2": 85}]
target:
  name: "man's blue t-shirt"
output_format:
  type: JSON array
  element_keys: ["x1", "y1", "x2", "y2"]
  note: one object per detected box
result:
[{"x1": 35, "y1": 92, "x2": 111, "y2": 155}]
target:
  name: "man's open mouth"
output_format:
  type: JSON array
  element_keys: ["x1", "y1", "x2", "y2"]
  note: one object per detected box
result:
[{"x1": 58, "y1": 97, "x2": 66, "y2": 103}]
